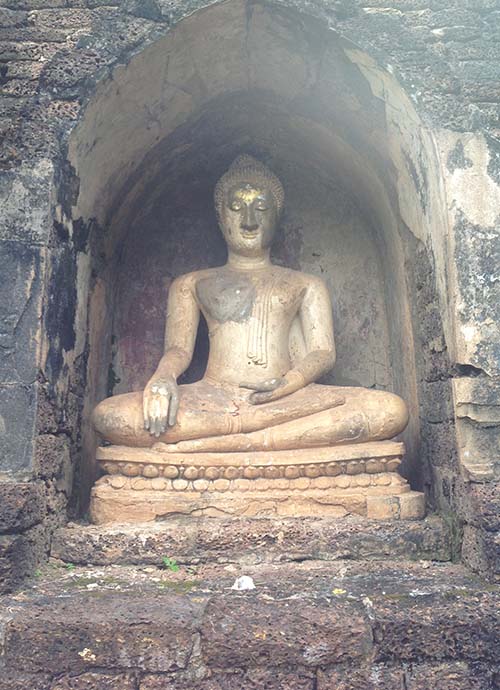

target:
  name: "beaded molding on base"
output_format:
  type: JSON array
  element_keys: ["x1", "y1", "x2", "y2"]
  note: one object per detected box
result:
[
  {"x1": 100, "y1": 456, "x2": 402, "y2": 482},
  {"x1": 96, "y1": 470, "x2": 407, "y2": 493}
]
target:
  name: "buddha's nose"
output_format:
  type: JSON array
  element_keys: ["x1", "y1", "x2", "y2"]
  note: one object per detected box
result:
[{"x1": 240, "y1": 206, "x2": 259, "y2": 231}]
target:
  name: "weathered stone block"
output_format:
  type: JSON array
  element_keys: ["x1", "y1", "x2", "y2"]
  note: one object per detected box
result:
[
  {"x1": 467, "y1": 482, "x2": 500, "y2": 532},
  {"x1": 366, "y1": 496, "x2": 399, "y2": 519},
  {"x1": 1, "y1": 560, "x2": 498, "y2": 683},
  {"x1": 140, "y1": 669, "x2": 315, "y2": 690},
  {"x1": 0, "y1": 241, "x2": 44, "y2": 386},
  {"x1": 35, "y1": 434, "x2": 72, "y2": 486},
  {"x1": 0, "y1": 523, "x2": 47, "y2": 593},
  {"x1": 200, "y1": 596, "x2": 371, "y2": 668},
  {"x1": 1, "y1": 0, "x2": 67, "y2": 8},
  {"x1": 3, "y1": 593, "x2": 202, "y2": 674},
  {"x1": 317, "y1": 665, "x2": 404, "y2": 690},
  {"x1": 405, "y1": 661, "x2": 497, "y2": 690},
  {"x1": 51, "y1": 672, "x2": 138, "y2": 690},
  {"x1": 40, "y1": 49, "x2": 112, "y2": 100},
  {"x1": 1, "y1": 6, "x2": 27, "y2": 22},
  {"x1": 50, "y1": 516, "x2": 451, "y2": 567},
  {"x1": 1, "y1": 77, "x2": 39, "y2": 97},
  {"x1": 0, "y1": 383, "x2": 38, "y2": 476},
  {"x1": 318, "y1": 661, "x2": 497, "y2": 690},
  {"x1": 0, "y1": 481, "x2": 46, "y2": 533},
  {"x1": 399, "y1": 492, "x2": 426, "y2": 520},
  {"x1": 461, "y1": 524, "x2": 500, "y2": 581},
  {"x1": 453, "y1": 376, "x2": 500, "y2": 481},
  {"x1": 420, "y1": 421, "x2": 457, "y2": 470},
  {"x1": 451, "y1": 209, "x2": 500, "y2": 377},
  {"x1": 420, "y1": 380, "x2": 454, "y2": 424},
  {"x1": 0, "y1": 673, "x2": 51, "y2": 690},
  {"x1": 373, "y1": 592, "x2": 499, "y2": 663},
  {"x1": 0, "y1": 162, "x2": 53, "y2": 245},
  {"x1": 0, "y1": 673, "x2": 138, "y2": 690}
]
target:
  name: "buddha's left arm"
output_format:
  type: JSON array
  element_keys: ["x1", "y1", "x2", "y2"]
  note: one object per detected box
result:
[
  {"x1": 247, "y1": 277, "x2": 336, "y2": 404},
  {"x1": 295, "y1": 276, "x2": 336, "y2": 378},
  {"x1": 279, "y1": 277, "x2": 335, "y2": 391}
]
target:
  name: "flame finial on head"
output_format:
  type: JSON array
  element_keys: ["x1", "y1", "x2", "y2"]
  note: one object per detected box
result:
[{"x1": 214, "y1": 155, "x2": 284, "y2": 221}]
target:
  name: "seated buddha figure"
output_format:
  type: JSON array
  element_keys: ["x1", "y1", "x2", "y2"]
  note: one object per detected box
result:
[{"x1": 93, "y1": 156, "x2": 408, "y2": 455}]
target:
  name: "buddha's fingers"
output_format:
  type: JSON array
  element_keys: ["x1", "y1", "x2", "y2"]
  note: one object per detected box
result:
[
  {"x1": 152, "y1": 396, "x2": 165, "y2": 437},
  {"x1": 159, "y1": 392, "x2": 169, "y2": 434},
  {"x1": 249, "y1": 390, "x2": 275, "y2": 404},
  {"x1": 162, "y1": 393, "x2": 172, "y2": 434},
  {"x1": 168, "y1": 388, "x2": 179, "y2": 427},
  {"x1": 239, "y1": 381, "x2": 264, "y2": 391},
  {"x1": 149, "y1": 397, "x2": 157, "y2": 436},
  {"x1": 143, "y1": 393, "x2": 150, "y2": 430}
]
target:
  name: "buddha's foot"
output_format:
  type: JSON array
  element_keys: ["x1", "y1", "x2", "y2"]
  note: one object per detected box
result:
[
  {"x1": 90, "y1": 441, "x2": 425, "y2": 524},
  {"x1": 153, "y1": 436, "x2": 256, "y2": 453},
  {"x1": 152, "y1": 442, "x2": 179, "y2": 453}
]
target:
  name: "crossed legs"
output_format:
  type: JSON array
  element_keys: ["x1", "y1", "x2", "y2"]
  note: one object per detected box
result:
[{"x1": 93, "y1": 378, "x2": 407, "y2": 450}]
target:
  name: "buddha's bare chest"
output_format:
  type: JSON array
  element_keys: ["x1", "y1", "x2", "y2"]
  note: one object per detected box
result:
[{"x1": 195, "y1": 271, "x2": 303, "y2": 325}]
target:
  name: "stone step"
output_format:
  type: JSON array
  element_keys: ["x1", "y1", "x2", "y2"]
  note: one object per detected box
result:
[
  {"x1": 51, "y1": 515, "x2": 451, "y2": 567},
  {"x1": 0, "y1": 560, "x2": 498, "y2": 689}
]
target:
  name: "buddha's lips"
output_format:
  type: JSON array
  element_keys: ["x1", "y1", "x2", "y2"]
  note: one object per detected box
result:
[{"x1": 241, "y1": 229, "x2": 259, "y2": 238}]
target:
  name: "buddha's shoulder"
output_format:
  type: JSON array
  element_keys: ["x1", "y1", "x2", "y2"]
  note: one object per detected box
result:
[
  {"x1": 169, "y1": 269, "x2": 216, "y2": 292},
  {"x1": 274, "y1": 266, "x2": 327, "y2": 290}
]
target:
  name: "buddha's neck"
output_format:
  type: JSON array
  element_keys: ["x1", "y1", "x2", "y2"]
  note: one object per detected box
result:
[{"x1": 226, "y1": 250, "x2": 271, "y2": 271}]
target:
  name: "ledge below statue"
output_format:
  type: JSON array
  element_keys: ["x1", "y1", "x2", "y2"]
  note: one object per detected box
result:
[{"x1": 89, "y1": 441, "x2": 425, "y2": 523}]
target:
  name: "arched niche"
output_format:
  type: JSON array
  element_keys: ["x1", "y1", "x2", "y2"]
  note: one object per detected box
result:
[{"x1": 66, "y1": 0, "x2": 450, "y2": 506}]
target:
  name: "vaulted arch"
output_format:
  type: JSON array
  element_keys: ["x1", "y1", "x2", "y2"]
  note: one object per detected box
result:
[{"x1": 63, "y1": 0, "x2": 450, "y2": 504}]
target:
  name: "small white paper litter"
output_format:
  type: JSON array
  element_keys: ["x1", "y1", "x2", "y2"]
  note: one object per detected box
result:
[{"x1": 231, "y1": 575, "x2": 256, "y2": 591}]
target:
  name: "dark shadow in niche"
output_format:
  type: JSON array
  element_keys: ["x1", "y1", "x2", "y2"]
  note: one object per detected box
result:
[{"x1": 179, "y1": 314, "x2": 210, "y2": 385}]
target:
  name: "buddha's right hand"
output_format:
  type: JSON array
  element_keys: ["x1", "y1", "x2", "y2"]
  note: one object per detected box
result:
[{"x1": 143, "y1": 375, "x2": 179, "y2": 437}]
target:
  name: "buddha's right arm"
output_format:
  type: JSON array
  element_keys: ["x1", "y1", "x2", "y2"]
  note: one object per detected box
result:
[
  {"x1": 153, "y1": 274, "x2": 200, "y2": 380},
  {"x1": 144, "y1": 276, "x2": 200, "y2": 434}
]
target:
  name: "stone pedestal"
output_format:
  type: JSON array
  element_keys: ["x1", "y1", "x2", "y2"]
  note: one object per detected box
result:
[{"x1": 90, "y1": 441, "x2": 425, "y2": 524}]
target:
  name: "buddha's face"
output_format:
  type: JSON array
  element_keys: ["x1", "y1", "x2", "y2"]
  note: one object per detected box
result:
[{"x1": 220, "y1": 183, "x2": 278, "y2": 257}]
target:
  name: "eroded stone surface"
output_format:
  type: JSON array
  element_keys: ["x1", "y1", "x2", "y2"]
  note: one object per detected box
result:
[
  {"x1": 201, "y1": 596, "x2": 371, "y2": 668},
  {"x1": 50, "y1": 674, "x2": 137, "y2": 690},
  {"x1": 0, "y1": 673, "x2": 51, "y2": 690},
  {"x1": 0, "y1": 560, "x2": 497, "y2": 687},
  {"x1": 0, "y1": 382, "x2": 39, "y2": 477},
  {"x1": 317, "y1": 665, "x2": 404, "y2": 690},
  {"x1": 453, "y1": 376, "x2": 500, "y2": 481},
  {"x1": 405, "y1": 661, "x2": 499, "y2": 690},
  {"x1": 0, "y1": 523, "x2": 48, "y2": 594},
  {"x1": 317, "y1": 661, "x2": 498, "y2": 690},
  {"x1": 0, "y1": 241, "x2": 44, "y2": 388},
  {"x1": 51, "y1": 516, "x2": 450, "y2": 566},
  {"x1": 0, "y1": 672, "x2": 138, "y2": 690},
  {"x1": 141, "y1": 670, "x2": 315, "y2": 689},
  {"x1": 3, "y1": 592, "x2": 202, "y2": 674},
  {"x1": 0, "y1": 482, "x2": 46, "y2": 533}
]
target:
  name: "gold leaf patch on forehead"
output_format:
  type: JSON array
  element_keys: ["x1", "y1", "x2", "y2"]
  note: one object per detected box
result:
[{"x1": 234, "y1": 187, "x2": 263, "y2": 203}]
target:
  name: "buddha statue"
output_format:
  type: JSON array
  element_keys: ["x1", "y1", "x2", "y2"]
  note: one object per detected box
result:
[{"x1": 90, "y1": 156, "x2": 425, "y2": 523}]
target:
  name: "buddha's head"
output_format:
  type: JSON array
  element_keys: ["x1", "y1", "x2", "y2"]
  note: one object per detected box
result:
[{"x1": 215, "y1": 155, "x2": 284, "y2": 257}]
